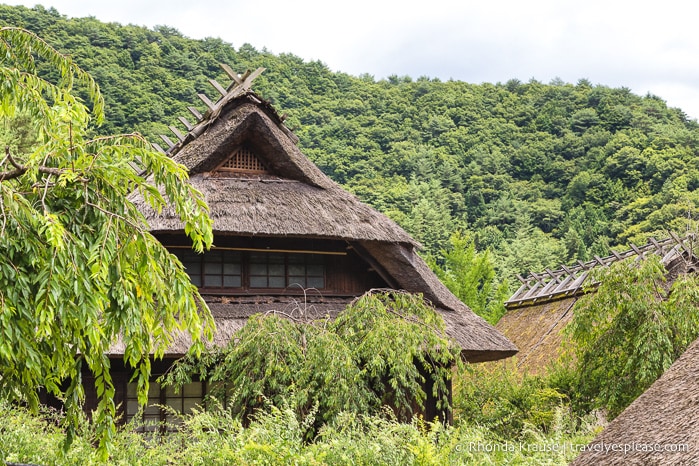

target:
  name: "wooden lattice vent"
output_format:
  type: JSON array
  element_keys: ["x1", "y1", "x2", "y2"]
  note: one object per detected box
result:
[{"x1": 217, "y1": 145, "x2": 268, "y2": 174}]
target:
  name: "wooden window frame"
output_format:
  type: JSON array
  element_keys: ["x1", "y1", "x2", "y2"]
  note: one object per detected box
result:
[
  {"x1": 125, "y1": 378, "x2": 207, "y2": 433},
  {"x1": 170, "y1": 249, "x2": 327, "y2": 294}
]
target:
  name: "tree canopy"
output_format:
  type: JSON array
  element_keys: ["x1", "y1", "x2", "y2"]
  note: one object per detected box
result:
[
  {"x1": 0, "y1": 26, "x2": 213, "y2": 455},
  {"x1": 4, "y1": 4, "x2": 699, "y2": 290}
]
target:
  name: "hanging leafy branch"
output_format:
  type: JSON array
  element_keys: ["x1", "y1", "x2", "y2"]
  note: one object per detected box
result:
[
  {"x1": 162, "y1": 290, "x2": 461, "y2": 437},
  {"x1": 565, "y1": 253, "x2": 699, "y2": 418},
  {"x1": 0, "y1": 27, "x2": 214, "y2": 457}
]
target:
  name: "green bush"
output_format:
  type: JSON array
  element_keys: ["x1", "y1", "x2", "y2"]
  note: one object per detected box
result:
[
  {"x1": 453, "y1": 362, "x2": 589, "y2": 438},
  {"x1": 0, "y1": 400, "x2": 597, "y2": 465}
]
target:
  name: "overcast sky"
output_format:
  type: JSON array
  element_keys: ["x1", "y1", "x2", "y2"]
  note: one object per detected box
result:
[{"x1": 8, "y1": 0, "x2": 699, "y2": 120}]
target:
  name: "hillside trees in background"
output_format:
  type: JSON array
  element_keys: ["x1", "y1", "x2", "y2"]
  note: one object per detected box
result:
[
  {"x1": 4, "y1": 4, "x2": 699, "y2": 289},
  {"x1": 0, "y1": 26, "x2": 213, "y2": 456}
]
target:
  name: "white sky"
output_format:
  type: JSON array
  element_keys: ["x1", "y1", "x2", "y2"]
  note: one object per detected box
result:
[{"x1": 7, "y1": 0, "x2": 699, "y2": 120}]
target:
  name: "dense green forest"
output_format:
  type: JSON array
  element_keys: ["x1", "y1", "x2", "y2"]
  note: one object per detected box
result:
[{"x1": 3, "y1": 4, "x2": 699, "y2": 287}]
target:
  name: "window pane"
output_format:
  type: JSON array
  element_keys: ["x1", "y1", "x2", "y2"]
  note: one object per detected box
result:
[
  {"x1": 144, "y1": 404, "x2": 160, "y2": 416},
  {"x1": 165, "y1": 398, "x2": 183, "y2": 412},
  {"x1": 183, "y1": 398, "x2": 200, "y2": 413},
  {"x1": 223, "y1": 263, "x2": 240, "y2": 274},
  {"x1": 184, "y1": 261, "x2": 201, "y2": 275},
  {"x1": 224, "y1": 275, "x2": 241, "y2": 287},
  {"x1": 288, "y1": 276, "x2": 306, "y2": 288},
  {"x1": 183, "y1": 383, "x2": 203, "y2": 397},
  {"x1": 127, "y1": 400, "x2": 139, "y2": 416},
  {"x1": 190, "y1": 275, "x2": 202, "y2": 287},
  {"x1": 204, "y1": 262, "x2": 222, "y2": 274},
  {"x1": 148, "y1": 383, "x2": 160, "y2": 397},
  {"x1": 249, "y1": 263, "x2": 267, "y2": 275},
  {"x1": 269, "y1": 276, "x2": 285, "y2": 288},
  {"x1": 288, "y1": 264, "x2": 304, "y2": 275},
  {"x1": 127, "y1": 383, "x2": 137, "y2": 397},
  {"x1": 250, "y1": 276, "x2": 268, "y2": 288},
  {"x1": 307, "y1": 277, "x2": 325, "y2": 288},
  {"x1": 205, "y1": 275, "x2": 223, "y2": 287},
  {"x1": 307, "y1": 264, "x2": 324, "y2": 276},
  {"x1": 269, "y1": 264, "x2": 285, "y2": 276}
]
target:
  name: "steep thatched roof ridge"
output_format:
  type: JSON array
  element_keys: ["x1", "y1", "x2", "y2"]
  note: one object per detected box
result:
[
  {"x1": 172, "y1": 99, "x2": 333, "y2": 189},
  {"x1": 132, "y1": 98, "x2": 418, "y2": 246},
  {"x1": 571, "y1": 336, "x2": 699, "y2": 465}
]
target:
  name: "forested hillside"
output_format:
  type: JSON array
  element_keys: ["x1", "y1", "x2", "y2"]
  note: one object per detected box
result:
[{"x1": 3, "y1": 4, "x2": 699, "y2": 285}]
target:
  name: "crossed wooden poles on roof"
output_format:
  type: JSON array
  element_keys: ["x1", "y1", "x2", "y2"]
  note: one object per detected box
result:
[{"x1": 506, "y1": 232, "x2": 697, "y2": 308}]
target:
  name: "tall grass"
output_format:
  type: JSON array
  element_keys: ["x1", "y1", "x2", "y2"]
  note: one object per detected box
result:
[{"x1": 0, "y1": 398, "x2": 597, "y2": 465}]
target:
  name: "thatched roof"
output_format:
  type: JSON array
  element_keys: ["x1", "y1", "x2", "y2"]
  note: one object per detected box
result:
[
  {"x1": 128, "y1": 69, "x2": 517, "y2": 363},
  {"x1": 494, "y1": 297, "x2": 577, "y2": 374},
  {"x1": 107, "y1": 295, "x2": 350, "y2": 357},
  {"x1": 494, "y1": 234, "x2": 698, "y2": 373},
  {"x1": 133, "y1": 98, "x2": 417, "y2": 246},
  {"x1": 108, "y1": 292, "x2": 515, "y2": 363},
  {"x1": 571, "y1": 336, "x2": 699, "y2": 465}
]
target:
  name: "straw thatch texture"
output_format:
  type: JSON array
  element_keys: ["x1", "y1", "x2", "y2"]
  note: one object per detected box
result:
[
  {"x1": 359, "y1": 241, "x2": 517, "y2": 362},
  {"x1": 570, "y1": 336, "x2": 699, "y2": 465},
  {"x1": 494, "y1": 297, "x2": 577, "y2": 374},
  {"x1": 108, "y1": 296, "x2": 351, "y2": 357},
  {"x1": 134, "y1": 174, "x2": 417, "y2": 244},
  {"x1": 173, "y1": 100, "x2": 332, "y2": 188}
]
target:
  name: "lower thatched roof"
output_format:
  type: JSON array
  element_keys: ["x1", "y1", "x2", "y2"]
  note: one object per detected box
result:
[
  {"x1": 107, "y1": 296, "x2": 349, "y2": 357},
  {"x1": 108, "y1": 289, "x2": 517, "y2": 363},
  {"x1": 571, "y1": 336, "x2": 699, "y2": 465},
  {"x1": 494, "y1": 297, "x2": 577, "y2": 374}
]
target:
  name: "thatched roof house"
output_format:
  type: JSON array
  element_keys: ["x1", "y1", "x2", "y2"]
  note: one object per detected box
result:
[
  {"x1": 496, "y1": 234, "x2": 697, "y2": 374},
  {"x1": 570, "y1": 335, "x2": 699, "y2": 465},
  {"x1": 91, "y1": 67, "x2": 517, "y2": 427}
]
